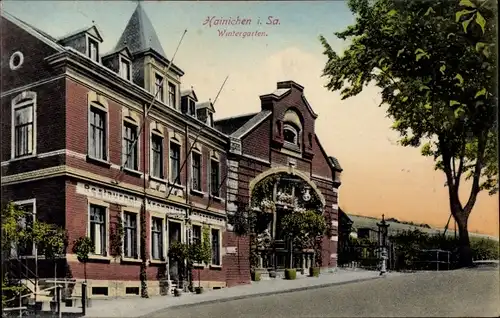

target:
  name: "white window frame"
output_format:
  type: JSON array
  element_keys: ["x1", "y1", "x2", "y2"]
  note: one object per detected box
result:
[
  {"x1": 210, "y1": 227, "x2": 222, "y2": 267},
  {"x1": 154, "y1": 72, "x2": 165, "y2": 103},
  {"x1": 191, "y1": 148, "x2": 203, "y2": 193},
  {"x1": 86, "y1": 34, "x2": 100, "y2": 63},
  {"x1": 11, "y1": 91, "x2": 37, "y2": 160},
  {"x1": 167, "y1": 82, "x2": 177, "y2": 109},
  {"x1": 88, "y1": 103, "x2": 109, "y2": 162},
  {"x1": 122, "y1": 117, "x2": 140, "y2": 172},
  {"x1": 11, "y1": 199, "x2": 37, "y2": 258},
  {"x1": 283, "y1": 123, "x2": 299, "y2": 145},
  {"x1": 209, "y1": 154, "x2": 221, "y2": 198},
  {"x1": 87, "y1": 202, "x2": 109, "y2": 257},
  {"x1": 122, "y1": 209, "x2": 140, "y2": 260},
  {"x1": 150, "y1": 216, "x2": 166, "y2": 261},
  {"x1": 169, "y1": 138, "x2": 182, "y2": 185},
  {"x1": 119, "y1": 56, "x2": 132, "y2": 81},
  {"x1": 150, "y1": 131, "x2": 164, "y2": 180}
]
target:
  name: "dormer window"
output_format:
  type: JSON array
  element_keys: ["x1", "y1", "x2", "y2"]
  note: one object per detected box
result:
[
  {"x1": 168, "y1": 82, "x2": 176, "y2": 108},
  {"x1": 207, "y1": 113, "x2": 214, "y2": 127},
  {"x1": 119, "y1": 58, "x2": 131, "y2": 81},
  {"x1": 155, "y1": 74, "x2": 164, "y2": 102},
  {"x1": 87, "y1": 38, "x2": 99, "y2": 62},
  {"x1": 284, "y1": 123, "x2": 299, "y2": 145},
  {"x1": 189, "y1": 100, "x2": 196, "y2": 117}
]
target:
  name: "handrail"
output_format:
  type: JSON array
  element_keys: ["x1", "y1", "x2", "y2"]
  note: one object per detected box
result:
[
  {"x1": 2, "y1": 307, "x2": 27, "y2": 312},
  {"x1": 5, "y1": 284, "x2": 62, "y2": 303}
]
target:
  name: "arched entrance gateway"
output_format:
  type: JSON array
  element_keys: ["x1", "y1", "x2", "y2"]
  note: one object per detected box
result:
[{"x1": 246, "y1": 169, "x2": 329, "y2": 278}]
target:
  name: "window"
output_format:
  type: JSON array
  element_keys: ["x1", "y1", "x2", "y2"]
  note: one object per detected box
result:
[
  {"x1": 170, "y1": 142, "x2": 180, "y2": 184},
  {"x1": 89, "y1": 106, "x2": 107, "y2": 160},
  {"x1": 13, "y1": 100, "x2": 35, "y2": 158},
  {"x1": 192, "y1": 225, "x2": 201, "y2": 245},
  {"x1": 151, "y1": 217, "x2": 163, "y2": 260},
  {"x1": 89, "y1": 205, "x2": 106, "y2": 256},
  {"x1": 207, "y1": 113, "x2": 214, "y2": 127},
  {"x1": 88, "y1": 38, "x2": 99, "y2": 62},
  {"x1": 168, "y1": 83, "x2": 176, "y2": 108},
  {"x1": 284, "y1": 123, "x2": 299, "y2": 145},
  {"x1": 151, "y1": 134, "x2": 163, "y2": 179},
  {"x1": 16, "y1": 202, "x2": 35, "y2": 256},
  {"x1": 119, "y1": 58, "x2": 131, "y2": 81},
  {"x1": 210, "y1": 159, "x2": 220, "y2": 197},
  {"x1": 211, "y1": 228, "x2": 220, "y2": 266},
  {"x1": 192, "y1": 152, "x2": 201, "y2": 191},
  {"x1": 189, "y1": 100, "x2": 196, "y2": 117},
  {"x1": 123, "y1": 122, "x2": 138, "y2": 170},
  {"x1": 123, "y1": 212, "x2": 138, "y2": 259},
  {"x1": 155, "y1": 74, "x2": 164, "y2": 102}
]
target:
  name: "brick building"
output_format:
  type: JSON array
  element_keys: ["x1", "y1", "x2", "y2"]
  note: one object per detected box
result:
[{"x1": 1, "y1": 4, "x2": 342, "y2": 298}]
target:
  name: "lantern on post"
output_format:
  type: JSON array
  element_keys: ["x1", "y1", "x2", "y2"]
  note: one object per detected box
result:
[{"x1": 376, "y1": 214, "x2": 390, "y2": 275}]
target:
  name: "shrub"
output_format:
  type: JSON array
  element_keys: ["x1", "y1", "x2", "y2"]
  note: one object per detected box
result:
[
  {"x1": 251, "y1": 271, "x2": 261, "y2": 281},
  {"x1": 309, "y1": 267, "x2": 320, "y2": 277},
  {"x1": 284, "y1": 268, "x2": 296, "y2": 280}
]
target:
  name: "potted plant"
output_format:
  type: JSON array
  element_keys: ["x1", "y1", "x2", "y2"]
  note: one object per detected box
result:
[
  {"x1": 284, "y1": 268, "x2": 296, "y2": 280},
  {"x1": 168, "y1": 241, "x2": 189, "y2": 297},
  {"x1": 190, "y1": 226, "x2": 212, "y2": 294}
]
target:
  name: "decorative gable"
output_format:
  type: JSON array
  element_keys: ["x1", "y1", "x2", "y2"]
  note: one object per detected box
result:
[{"x1": 58, "y1": 25, "x2": 103, "y2": 63}]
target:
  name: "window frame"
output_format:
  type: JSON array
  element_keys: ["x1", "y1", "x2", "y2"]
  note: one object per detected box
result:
[
  {"x1": 150, "y1": 132, "x2": 164, "y2": 179},
  {"x1": 283, "y1": 123, "x2": 299, "y2": 145},
  {"x1": 169, "y1": 139, "x2": 182, "y2": 185},
  {"x1": 168, "y1": 82, "x2": 177, "y2": 109},
  {"x1": 122, "y1": 210, "x2": 140, "y2": 260},
  {"x1": 210, "y1": 228, "x2": 221, "y2": 266},
  {"x1": 154, "y1": 73, "x2": 164, "y2": 103},
  {"x1": 209, "y1": 156, "x2": 221, "y2": 197},
  {"x1": 88, "y1": 203, "x2": 108, "y2": 257},
  {"x1": 11, "y1": 91, "x2": 37, "y2": 160},
  {"x1": 150, "y1": 216, "x2": 165, "y2": 261},
  {"x1": 11, "y1": 199, "x2": 36, "y2": 258},
  {"x1": 119, "y1": 56, "x2": 132, "y2": 81},
  {"x1": 191, "y1": 149, "x2": 202, "y2": 192},
  {"x1": 86, "y1": 36, "x2": 100, "y2": 63},
  {"x1": 122, "y1": 118, "x2": 139, "y2": 171},
  {"x1": 88, "y1": 104, "x2": 108, "y2": 161},
  {"x1": 189, "y1": 100, "x2": 196, "y2": 117}
]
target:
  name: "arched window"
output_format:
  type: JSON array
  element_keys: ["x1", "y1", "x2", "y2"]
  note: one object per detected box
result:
[
  {"x1": 283, "y1": 123, "x2": 299, "y2": 145},
  {"x1": 11, "y1": 91, "x2": 37, "y2": 159}
]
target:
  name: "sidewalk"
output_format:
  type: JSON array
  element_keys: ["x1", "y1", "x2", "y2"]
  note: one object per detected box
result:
[{"x1": 83, "y1": 269, "x2": 403, "y2": 318}]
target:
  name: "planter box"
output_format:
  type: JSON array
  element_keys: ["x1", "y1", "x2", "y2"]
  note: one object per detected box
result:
[
  {"x1": 174, "y1": 288, "x2": 182, "y2": 297},
  {"x1": 195, "y1": 287, "x2": 204, "y2": 294},
  {"x1": 284, "y1": 268, "x2": 296, "y2": 280},
  {"x1": 309, "y1": 267, "x2": 320, "y2": 277},
  {"x1": 251, "y1": 271, "x2": 261, "y2": 281}
]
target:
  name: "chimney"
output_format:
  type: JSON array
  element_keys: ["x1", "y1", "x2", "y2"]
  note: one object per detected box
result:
[{"x1": 277, "y1": 80, "x2": 304, "y2": 92}]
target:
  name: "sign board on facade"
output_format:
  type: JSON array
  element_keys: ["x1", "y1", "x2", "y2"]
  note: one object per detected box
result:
[
  {"x1": 226, "y1": 246, "x2": 237, "y2": 254},
  {"x1": 76, "y1": 183, "x2": 186, "y2": 218}
]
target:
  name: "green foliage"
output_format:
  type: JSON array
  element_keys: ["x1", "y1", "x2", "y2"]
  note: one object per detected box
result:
[
  {"x1": 33, "y1": 222, "x2": 67, "y2": 260},
  {"x1": 168, "y1": 241, "x2": 190, "y2": 262},
  {"x1": 72, "y1": 236, "x2": 94, "y2": 263},
  {"x1": 320, "y1": 0, "x2": 497, "y2": 265},
  {"x1": 281, "y1": 210, "x2": 327, "y2": 250},
  {"x1": 1, "y1": 202, "x2": 27, "y2": 252},
  {"x1": 284, "y1": 268, "x2": 297, "y2": 280},
  {"x1": 110, "y1": 221, "x2": 124, "y2": 257},
  {"x1": 470, "y1": 237, "x2": 499, "y2": 260},
  {"x1": 251, "y1": 271, "x2": 261, "y2": 281},
  {"x1": 190, "y1": 227, "x2": 212, "y2": 266},
  {"x1": 309, "y1": 267, "x2": 320, "y2": 277}
]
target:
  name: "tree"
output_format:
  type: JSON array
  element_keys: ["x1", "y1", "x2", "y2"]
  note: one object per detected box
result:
[
  {"x1": 189, "y1": 226, "x2": 212, "y2": 290},
  {"x1": 281, "y1": 210, "x2": 327, "y2": 268},
  {"x1": 320, "y1": 0, "x2": 497, "y2": 267},
  {"x1": 72, "y1": 236, "x2": 94, "y2": 283}
]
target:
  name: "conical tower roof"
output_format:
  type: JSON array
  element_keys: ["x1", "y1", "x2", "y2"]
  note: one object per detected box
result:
[{"x1": 114, "y1": 3, "x2": 166, "y2": 57}]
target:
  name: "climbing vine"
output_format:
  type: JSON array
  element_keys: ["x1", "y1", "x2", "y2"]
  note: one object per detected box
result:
[
  {"x1": 110, "y1": 220, "x2": 124, "y2": 257},
  {"x1": 140, "y1": 206, "x2": 148, "y2": 298}
]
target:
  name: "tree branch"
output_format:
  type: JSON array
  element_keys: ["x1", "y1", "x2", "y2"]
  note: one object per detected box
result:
[
  {"x1": 463, "y1": 132, "x2": 487, "y2": 215},
  {"x1": 439, "y1": 135, "x2": 463, "y2": 215},
  {"x1": 454, "y1": 140, "x2": 466, "y2": 190}
]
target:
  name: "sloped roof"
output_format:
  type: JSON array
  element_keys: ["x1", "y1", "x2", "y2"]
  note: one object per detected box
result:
[
  {"x1": 231, "y1": 110, "x2": 272, "y2": 139},
  {"x1": 214, "y1": 113, "x2": 259, "y2": 135},
  {"x1": 58, "y1": 25, "x2": 103, "y2": 43},
  {"x1": 195, "y1": 101, "x2": 215, "y2": 112},
  {"x1": 329, "y1": 156, "x2": 343, "y2": 172},
  {"x1": 114, "y1": 3, "x2": 166, "y2": 56}
]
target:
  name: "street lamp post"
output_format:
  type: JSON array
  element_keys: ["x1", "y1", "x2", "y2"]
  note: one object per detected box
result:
[{"x1": 377, "y1": 214, "x2": 390, "y2": 276}]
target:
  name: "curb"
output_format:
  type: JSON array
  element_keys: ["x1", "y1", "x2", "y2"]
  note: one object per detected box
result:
[{"x1": 142, "y1": 275, "x2": 382, "y2": 317}]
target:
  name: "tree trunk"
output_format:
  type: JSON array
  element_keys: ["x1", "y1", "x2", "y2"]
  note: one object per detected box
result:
[
  {"x1": 84, "y1": 262, "x2": 87, "y2": 283},
  {"x1": 456, "y1": 216, "x2": 473, "y2": 268}
]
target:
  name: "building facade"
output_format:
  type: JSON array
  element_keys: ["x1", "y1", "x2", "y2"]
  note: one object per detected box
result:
[{"x1": 1, "y1": 4, "x2": 342, "y2": 298}]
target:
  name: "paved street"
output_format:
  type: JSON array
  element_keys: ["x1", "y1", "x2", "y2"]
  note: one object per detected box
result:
[{"x1": 151, "y1": 269, "x2": 499, "y2": 317}]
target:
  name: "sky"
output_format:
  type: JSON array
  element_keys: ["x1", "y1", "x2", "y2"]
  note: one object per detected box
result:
[{"x1": 2, "y1": 1, "x2": 498, "y2": 237}]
